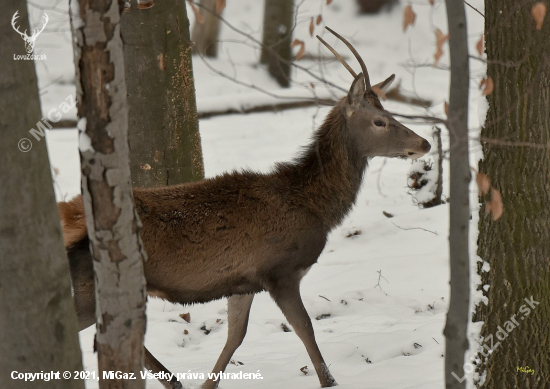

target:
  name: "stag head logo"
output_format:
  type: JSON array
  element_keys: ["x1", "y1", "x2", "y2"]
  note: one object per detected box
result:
[{"x1": 11, "y1": 11, "x2": 48, "y2": 54}]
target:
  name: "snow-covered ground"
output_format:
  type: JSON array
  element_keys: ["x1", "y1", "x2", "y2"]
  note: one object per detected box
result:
[{"x1": 36, "y1": 0, "x2": 487, "y2": 387}]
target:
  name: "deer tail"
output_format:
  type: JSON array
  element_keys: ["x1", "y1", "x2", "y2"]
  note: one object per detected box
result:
[{"x1": 58, "y1": 195, "x2": 88, "y2": 248}]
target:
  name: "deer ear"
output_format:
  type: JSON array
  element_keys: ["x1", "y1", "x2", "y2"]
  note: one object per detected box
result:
[
  {"x1": 346, "y1": 73, "x2": 366, "y2": 116},
  {"x1": 372, "y1": 74, "x2": 395, "y2": 94}
]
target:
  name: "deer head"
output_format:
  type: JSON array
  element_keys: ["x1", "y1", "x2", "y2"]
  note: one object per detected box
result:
[
  {"x1": 11, "y1": 11, "x2": 49, "y2": 54},
  {"x1": 318, "y1": 27, "x2": 430, "y2": 159}
]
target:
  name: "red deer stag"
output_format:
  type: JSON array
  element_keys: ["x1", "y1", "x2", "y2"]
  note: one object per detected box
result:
[{"x1": 59, "y1": 27, "x2": 430, "y2": 389}]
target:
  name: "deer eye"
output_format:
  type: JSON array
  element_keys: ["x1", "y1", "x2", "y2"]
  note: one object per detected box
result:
[{"x1": 374, "y1": 120, "x2": 385, "y2": 127}]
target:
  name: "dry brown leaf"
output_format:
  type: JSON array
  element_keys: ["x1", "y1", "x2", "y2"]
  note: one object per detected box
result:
[
  {"x1": 479, "y1": 78, "x2": 486, "y2": 89},
  {"x1": 326, "y1": 0, "x2": 333, "y2": 4},
  {"x1": 316, "y1": 15, "x2": 323, "y2": 25},
  {"x1": 476, "y1": 35, "x2": 484, "y2": 56},
  {"x1": 485, "y1": 188, "x2": 503, "y2": 221},
  {"x1": 292, "y1": 39, "x2": 306, "y2": 60},
  {"x1": 428, "y1": 0, "x2": 434, "y2": 4},
  {"x1": 140, "y1": 163, "x2": 152, "y2": 171},
  {"x1": 444, "y1": 101, "x2": 449, "y2": 117},
  {"x1": 532, "y1": 3, "x2": 547, "y2": 30},
  {"x1": 372, "y1": 85, "x2": 387, "y2": 100},
  {"x1": 189, "y1": 1, "x2": 204, "y2": 24},
  {"x1": 179, "y1": 312, "x2": 191, "y2": 323},
  {"x1": 434, "y1": 29, "x2": 449, "y2": 66},
  {"x1": 216, "y1": 0, "x2": 226, "y2": 14},
  {"x1": 137, "y1": 1, "x2": 155, "y2": 9},
  {"x1": 309, "y1": 17, "x2": 314, "y2": 36},
  {"x1": 476, "y1": 172, "x2": 491, "y2": 196},
  {"x1": 482, "y1": 76, "x2": 494, "y2": 96},
  {"x1": 403, "y1": 5, "x2": 416, "y2": 32}
]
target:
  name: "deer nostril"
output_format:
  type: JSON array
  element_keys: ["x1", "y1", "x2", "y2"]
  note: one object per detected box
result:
[{"x1": 422, "y1": 139, "x2": 431, "y2": 152}]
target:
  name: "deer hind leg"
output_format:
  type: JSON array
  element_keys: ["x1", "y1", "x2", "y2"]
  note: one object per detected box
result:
[
  {"x1": 68, "y1": 238, "x2": 181, "y2": 389},
  {"x1": 144, "y1": 348, "x2": 183, "y2": 389},
  {"x1": 269, "y1": 281, "x2": 337, "y2": 387},
  {"x1": 201, "y1": 293, "x2": 255, "y2": 389}
]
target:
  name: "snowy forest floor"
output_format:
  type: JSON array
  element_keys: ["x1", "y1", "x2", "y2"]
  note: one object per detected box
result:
[{"x1": 35, "y1": 0, "x2": 486, "y2": 387}]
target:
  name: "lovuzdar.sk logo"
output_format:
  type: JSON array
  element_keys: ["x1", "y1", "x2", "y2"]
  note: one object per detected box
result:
[{"x1": 11, "y1": 10, "x2": 48, "y2": 61}]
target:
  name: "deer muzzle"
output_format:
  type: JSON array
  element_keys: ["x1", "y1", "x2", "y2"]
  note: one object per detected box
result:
[{"x1": 405, "y1": 139, "x2": 431, "y2": 159}]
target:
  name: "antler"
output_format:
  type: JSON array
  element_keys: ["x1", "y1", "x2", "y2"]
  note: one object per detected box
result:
[
  {"x1": 31, "y1": 14, "x2": 48, "y2": 40},
  {"x1": 11, "y1": 11, "x2": 29, "y2": 39},
  {"x1": 324, "y1": 26, "x2": 371, "y2": 89},
  {"x1": 316, "y1": 35, "x2": 357, "y2": 78}
]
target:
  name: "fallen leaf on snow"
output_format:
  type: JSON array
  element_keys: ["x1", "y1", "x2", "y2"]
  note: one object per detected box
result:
[{"x1": 403, "y1": 5, "x2": 416, "y2": 32}]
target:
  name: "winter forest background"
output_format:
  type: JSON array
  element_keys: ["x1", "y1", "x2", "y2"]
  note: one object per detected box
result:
[{"x1": 1, "y1": 0, "x2": 548, "y2": 388}]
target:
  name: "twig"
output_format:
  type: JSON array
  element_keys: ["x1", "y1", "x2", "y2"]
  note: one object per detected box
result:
[
  {"x1": 196, "y1": 52, "x2": 336, "y2": 104},
  {"x1": 463, "y1": 0, "x2": 485, "y2": 17},
  {"x1": 478, "y1": 137, "x2": 550, "y2": 150},
  {"x1": 318, "y1": 295, "x2": 331, "y2": 302},
  {"x1": 375, "y1": 158, "x2": 387, "y2": 198},
  {"x1": 391, "y1": 221, "x2": 438, "y2": 235},
  {"x1": 374, "y1": 270, "x2": 389, "y2": 293},
  {"x1": 194, "y1": 3, "x2": 347, "y2": 93},
  {"x1": 390, "y1": 112, "x2": 446, "y2": 124}
]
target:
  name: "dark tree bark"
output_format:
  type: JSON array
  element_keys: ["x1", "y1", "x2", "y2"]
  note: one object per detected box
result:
[
  {"x1": 444, "y1": 1, "x2": 470, "y2": 388},
  {"x1": 0, "y1": 2, "x2": 83, "y2": 387},
  {"x1": 260, "y1": 0, "x2": 294, "y2": 87},
  {"x1": 71, "y1": 1, "x2": 147, "y2": 387},
  {"x1": 191, "y1": 0, "x2": 222, "y2": 58},
  {"x1": 121, "y1": 0, "x2": 204, "y2": 188},
  {"x1": 474, "y1": 1, "x2": 550, "y2": 387},
  {"x1": 356, "y1": 0, "x2": 398, "y2": 14}
]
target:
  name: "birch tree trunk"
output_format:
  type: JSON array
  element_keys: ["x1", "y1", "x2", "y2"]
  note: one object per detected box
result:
[
  {"x1": 444, "y1": 1, "x2": 470, "y2": 388},
  {"x1": 0, "y1": 2, "x2": 83, "y2": 387},
  {"x1": 260, "y1": 0, "x2": 294, "y2": 87},
  {"x1": 191, "y1": 0, "x2": 222, "y2": 58},
  {"x1": 121, "y1": 0, "x2": 204, "y2": 188},
  {"x1": 71, "y1": 1, "x2": 147, "y2": 387},
  {"x1": 474, "y1": 1, "x2": 550, "y2": 387}
]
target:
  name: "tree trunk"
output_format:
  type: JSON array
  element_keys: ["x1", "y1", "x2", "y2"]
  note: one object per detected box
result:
[
  {"x1": 71, "y1": 1, "x2": 147, "y2": 388},
  {"x1": 444, "y1": 1, "x2": 470, "y2": 388},
  {"x1": 121, "y1": 0, "x2": 204, "y2": 188},
  {"x1": 260, "y1": 0, "x2": 294, "y2": 87},
  {"x1": 0, "y1": 2, "x2": 83, "y2": 387},
  {"x1": 191, "y1": 0, "x2": 222, "y2": 58},
  {"x1": 474, "y1": 1, "x2": 550, "y2": 387}
]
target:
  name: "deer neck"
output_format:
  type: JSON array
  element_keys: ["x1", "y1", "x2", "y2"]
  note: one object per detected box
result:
[{"x1": 276, "y1": 104, "x2": 368, "y2": 231}]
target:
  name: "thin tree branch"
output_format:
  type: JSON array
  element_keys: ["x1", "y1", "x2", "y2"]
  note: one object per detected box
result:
[{"x1": 463, "y1": 0, "x2": 485, "y2": 17}]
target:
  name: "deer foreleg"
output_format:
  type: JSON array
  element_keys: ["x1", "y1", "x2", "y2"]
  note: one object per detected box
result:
[
  {"x1": 270, "y1": 281, "x2": 337, "y2": 387},
  {"x1": 201, "y1": 293, "x2": 255, "y2": 389}
]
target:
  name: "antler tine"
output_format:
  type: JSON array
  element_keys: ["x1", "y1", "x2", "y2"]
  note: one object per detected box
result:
[
  {"x1": 316, "y1": 35, "x2": 357, "y2": 78},
  {"x1": 32, "y1": 13, "x2": 49, "y2": 38},
  {"x1": 11, "y1": 11, "x2": 28, "y2": 38},
  {"x1": 325, "y1": 26, "x2": 371, "y2": 88}
]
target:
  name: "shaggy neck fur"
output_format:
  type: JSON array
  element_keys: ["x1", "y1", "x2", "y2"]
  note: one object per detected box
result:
[{"x1": 275, "y1": 101, "x2": 368, "y2": 231}]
